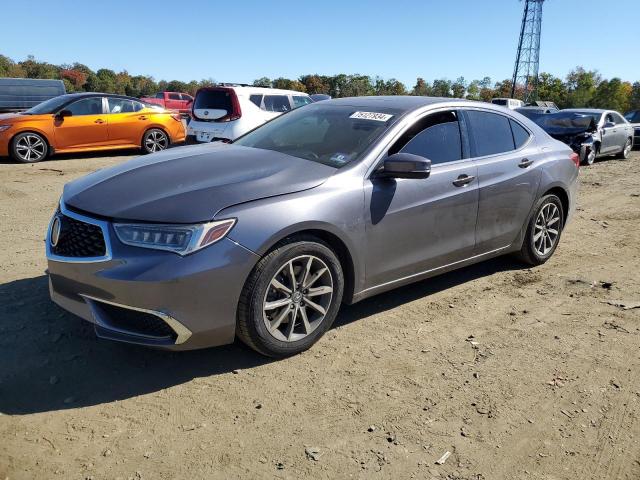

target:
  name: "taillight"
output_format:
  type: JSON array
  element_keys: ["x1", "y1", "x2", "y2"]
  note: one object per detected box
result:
[
  {"x1": 217, "y1": 89, "x2": 241, "y2": 122},
  {"x1": 570, "y1": 152, "x2": 580, "y2": 168}
]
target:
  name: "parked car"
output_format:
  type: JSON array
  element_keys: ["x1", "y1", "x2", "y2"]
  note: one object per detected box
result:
[
  {"x1": 515, "y1": 106, "x2": 558, "y2": 121},
  {"x1": 491, "y1": 98, "x2": 525, "y2": 109},
  {"x1": 624, "y1": 110, "x2": 640, "y2": 147},
  {"x1": 46, "y1": 97, "x2": 578, "y2": 357},
  {"x1": 0, "y1": 93, "x2": 185, "y2": 163},
  {"x1": 0, "y1": 78, "x2": 66, "y2": 113},
  {"x1": 534, "y1": 109, "x2": 634, "y2": 165},
  {"x1": 187, "y1": 85, "x2": 313, "y2": 143},
  {"x1": 140, "y1": 91, "x2": 193, "y2": 115}
]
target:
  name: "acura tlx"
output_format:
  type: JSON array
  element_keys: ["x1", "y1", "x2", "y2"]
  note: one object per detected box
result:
[{"x1": 46, "y1": 96, "x2": 578, "y2": 357}]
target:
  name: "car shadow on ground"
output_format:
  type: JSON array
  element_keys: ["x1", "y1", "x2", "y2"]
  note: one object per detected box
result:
[{"x1": 0, "y1": 256, "x2": 522, "y2": 415}]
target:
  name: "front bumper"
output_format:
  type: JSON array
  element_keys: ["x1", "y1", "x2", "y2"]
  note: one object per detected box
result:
[{"x1": 46, "y1": 204, "x2": 259, "y2": 350}]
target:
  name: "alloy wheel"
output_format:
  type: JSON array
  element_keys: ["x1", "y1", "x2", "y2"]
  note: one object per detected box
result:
[
  {"x1": 623, "y1": 139, "x2": 632, "y2": 158},
  {"x1": 586, "y1": 148, "x2": 596, "y2": 165},
  {"x1": 262, "y1": 255, "x2": 333, "y2": 342},
  {"x1": 15, "y1": 134, "x2": 46, "y2": 162},
  {"x1": 533, "y1": 202, "x2": 561, "y2": 257},
  {"x1": 145, "y1": 130, "x2": 168, "y2": 152}
]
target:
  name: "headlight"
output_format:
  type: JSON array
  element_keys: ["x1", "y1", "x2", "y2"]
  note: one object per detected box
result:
[
  {"x1": 0, "y1": 125, "x2": 12, "y2": 132},
  {"x1": 113, "y1": 219, "x2": 236, "y2": 255}
]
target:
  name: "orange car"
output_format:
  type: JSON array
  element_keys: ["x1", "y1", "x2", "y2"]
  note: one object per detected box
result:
[{"x1": 0, "y1": 93, "x2": 186, "y2": 163}]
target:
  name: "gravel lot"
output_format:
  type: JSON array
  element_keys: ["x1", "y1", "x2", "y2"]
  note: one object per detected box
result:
[{"x1": 1, "y1": 149, "x2": 639, "y2": 480}]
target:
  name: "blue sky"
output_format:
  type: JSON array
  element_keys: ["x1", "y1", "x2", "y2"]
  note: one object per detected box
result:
[{"x1": 3, "y1": 0, "x2": 639, "y2": 87}]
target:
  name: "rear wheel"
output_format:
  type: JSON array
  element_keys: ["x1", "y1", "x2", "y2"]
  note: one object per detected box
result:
[
  {"x1": 237, "y1": 237, "x2": 344, "y2": 357},
  {"x1": 618, "y1": 138, "x2": 632, "y2": 159},
  {"x1": 142, "y1": 129, "x2": 169, "y2": 154},
  {"x1": 517, "y1": 194, "x2": 564, "y2": 266},
  {"x1": 11, "y1": 132, "x2": 48, "y2": 163}
]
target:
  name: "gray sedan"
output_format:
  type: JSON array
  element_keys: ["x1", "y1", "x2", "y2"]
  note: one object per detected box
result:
[{"x1": 46, "y1": 97, "x2": 579, "y2": 357}]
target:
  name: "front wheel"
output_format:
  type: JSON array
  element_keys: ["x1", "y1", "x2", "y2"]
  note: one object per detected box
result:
[
  {"x1": 237, "y1": 237, "x2": 344, "y2": 357},
  {"x1": 11, "y1": 132, "x2": 48, "y2": 163},
  {"x1": 142, "y1": 129, "x2": 169, "y2": 154},
  {"x1": 517, "y1": 194, "x2": 564, "y2": 266}
]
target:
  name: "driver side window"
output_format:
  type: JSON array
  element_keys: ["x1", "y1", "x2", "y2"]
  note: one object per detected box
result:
[
  {"x1": 389, "y1": 110, "x2": 463, "y2": 164},
  {"x1": 66, "y1": 97, "x2": 103, "y2": 116}
]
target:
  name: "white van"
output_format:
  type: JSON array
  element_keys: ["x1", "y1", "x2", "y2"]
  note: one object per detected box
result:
[
  {"x1": 187, "y1": 84, "x2": 313, "y2": 143},
  {"x1": 491, "y1": 98, "x2": 525, "y2": 109}
]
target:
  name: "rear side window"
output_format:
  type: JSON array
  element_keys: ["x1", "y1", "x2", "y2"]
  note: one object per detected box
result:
[
  {"x1": 181, "y1": 94, "x2": 193, "y2": 102},
  {"x1": 249, "y1": 94, "x2": 263, "y2": 108},
  {"x1": 465, "y1": 110, "x2": 515, "y2": 157},
  {"x1": 168, "y1": 93, "x2": 181, "y2": 100},
  {"x1": 107, "y1": 98, "x2": 137, "y2": 113},
  {"x1": 193, "y1": 89, "x2": 232, "y2": 112},
  {"x1": 155, "y1": 93, "x2": 164, "y2": 99},
  {"x1": 510, "y1": 120, "x2": 530, "y2": 149},
  {"x1": 264, "y1": 95, "x2": 291, "y2": 112},
  {"x1": 292, "y1": 96, "x2": 312, "y2": 108},
  {"x1": 612, "y1": 112, "x2": 626, "y2": 124},
  {"x1": 391, "y1": 110, "x2": 463, "y2": 164}
]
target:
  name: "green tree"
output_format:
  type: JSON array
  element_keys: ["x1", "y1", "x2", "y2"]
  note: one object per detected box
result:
[
  {"x1": 451, "y1": 76, "x2": 467, "y2": 98},
  {"x1": 466, "y1": 80, "x2": 481, "y2": 101},
  {"x1": 478, "y1": 76, "x2": 494, "y2": 102},
  {"x1": 299, "y1": 74, "x2": 330, "y2": 94},
  {"x1": 629, "y1": 82, "x2": 640, "y2": 111},
  {"x1": 431, "y1": 79, "x2": 452, "y2": 97},
  {"x1": 493, "y1": 79, "x2": 513, "y2": 98},
  {"x1": 590, "y1": 78, "x2": 632, "y2": 112},
  {"x1": 565, "y1": 67, "x2": 600, "y2": 108},
  {"x1": 537, "y1": 72, "x2": 568, "y2": 107},
  {"x1": 411, "y1": 77, "x2": 431, "y2": 96},
  {"x1": 253, "y1": 77, "x2": 272, "y2": 87}
]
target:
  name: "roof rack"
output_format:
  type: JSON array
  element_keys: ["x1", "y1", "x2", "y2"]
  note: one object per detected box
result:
[{"x1": 218, "y1": 83, "x2": 269, "y2": 88}]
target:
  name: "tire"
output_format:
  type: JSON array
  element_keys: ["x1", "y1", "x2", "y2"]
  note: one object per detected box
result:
[
  {"x1": 582, "y1": 145, "x2": 596, "y2": 166},
  {"x1": 237, "y1": 236, "x2": 344, "y2": 358},
  {"x1": 10, "y1": 132, "x2": 48, "y2": 163},
  {"x1": 617, "y1": 138, "x2": 632, "y2": 159},
  {"x1": 516, "y1": 194, "x2": 564, "y2": 266},
  {"x1": 142, "y1": 128, "x2": 169, "y2": 154}
]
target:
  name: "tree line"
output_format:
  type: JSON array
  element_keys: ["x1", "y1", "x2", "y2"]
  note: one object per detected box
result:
[{"x1": 2, "y1": 54, "x2": 639, "y2": 113}]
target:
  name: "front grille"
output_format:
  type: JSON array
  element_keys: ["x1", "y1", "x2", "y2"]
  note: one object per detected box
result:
[
  {"x1": 52, "y1": 214, "x2": 106, "y2": 258},
  {"x1": 96, "y1": 302, "x2": 177, "y2": 340}
]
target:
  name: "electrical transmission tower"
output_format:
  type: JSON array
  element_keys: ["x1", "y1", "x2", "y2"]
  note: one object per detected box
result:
[{"x1": 510, "y1": 0, "x2": 545, "y2": 102}]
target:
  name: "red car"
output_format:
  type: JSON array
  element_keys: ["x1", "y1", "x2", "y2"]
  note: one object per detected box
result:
[{"x1": 140, "y1": 92, "x2": 193, "y2": 115}]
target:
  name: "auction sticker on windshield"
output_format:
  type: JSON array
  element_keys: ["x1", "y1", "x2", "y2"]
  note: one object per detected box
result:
[{"x1": 349, "y1": 111, "x2": 394, "y2": 122}]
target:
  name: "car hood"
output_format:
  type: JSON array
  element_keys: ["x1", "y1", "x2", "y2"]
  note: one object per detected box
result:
[
  {"x1": 63, "y1": 143, "x2": 336, "y2": 223},
  {"x1": 0, "y1": 112, "x2": 44, "y2": 123}
]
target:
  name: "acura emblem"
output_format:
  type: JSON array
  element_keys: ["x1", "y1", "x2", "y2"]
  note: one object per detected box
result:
[
  {"x1": 50, "y1": 216, "x2": 62, "y2": 247},
  {"x1": 204, "y1": 110, "x2": 209, "y2": 116}
]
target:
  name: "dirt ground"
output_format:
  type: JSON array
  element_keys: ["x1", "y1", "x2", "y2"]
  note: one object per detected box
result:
[{"x1": 0, "y1": 149, "x2": 639, "y2": 480}]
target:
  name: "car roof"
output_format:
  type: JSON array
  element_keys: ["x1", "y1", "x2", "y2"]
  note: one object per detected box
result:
[
  {"x1": 56, "y1": 92, "x2": 148, "y2": 102},
  {"x1": 201, "y1": 85, "x2": 310, "y2": 96},
  {"x1": 561, "y1": 108, "x2": 607, "y2": 114},
  {"x1": 323, "y1": 96, "x2": 484, "y2": 113}
]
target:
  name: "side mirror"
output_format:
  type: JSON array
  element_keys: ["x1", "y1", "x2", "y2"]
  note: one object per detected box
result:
[
  {"x1": 376, "y1": 152, "x2": 431, "y2": 179},
  {"x1": 56, "y1": 109, "x2": 72, "y2": 119},
  {"x1": 603, "y1": 121, "x2": 615, "y2": 129}
]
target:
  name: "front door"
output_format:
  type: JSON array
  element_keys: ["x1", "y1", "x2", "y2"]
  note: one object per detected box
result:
[
  {"x1": 53, "y1": 96, "x2": 108, "y2": 150},
  {"x1": 364, "y1": 110, "x2": 479, "y2": 289}
]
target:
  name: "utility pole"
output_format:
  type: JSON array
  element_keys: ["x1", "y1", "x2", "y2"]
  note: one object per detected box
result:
[{"x1": 511, "y1": 0, "x2": 545, "y2": 103}]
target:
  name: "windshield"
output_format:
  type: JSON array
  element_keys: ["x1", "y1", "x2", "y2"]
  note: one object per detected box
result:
[
  {"x1": 23, "y1": 95, "x2": 74, "y2": 114},
  {"x1": 234, "y1": 104, "x2": 402, "y2": 167}
]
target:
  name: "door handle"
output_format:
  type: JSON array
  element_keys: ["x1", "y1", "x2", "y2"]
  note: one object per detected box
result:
[
  {"x1": 452, "y1": 174, "x2": 475, "y2": 187},
  {"x1": 518, "y1": 158, "x2": 534, "y2": 168},
  {"x1": 94, "y1": 119, "x2": 105, "y2": 124}
]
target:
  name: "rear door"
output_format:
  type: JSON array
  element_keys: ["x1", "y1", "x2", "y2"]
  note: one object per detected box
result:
[
  {"x1": 165, "y1": 92, "x2": 182, "y2": 111},
  {"x1": 463, "y1": 109, "x2": 542, "y2": 253},
  {"x1": 364, "y1": 109, "x2": 479, "y2": 287},
  {"x1": 53, "y1": 96, "x2": 108, "y2": 149},
  {"x1": 105, "y1": 97, "x2": 148, "y2": 145},
  {"x1": 600, "y1": 112, "x2": 618, "y2": 154}
]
